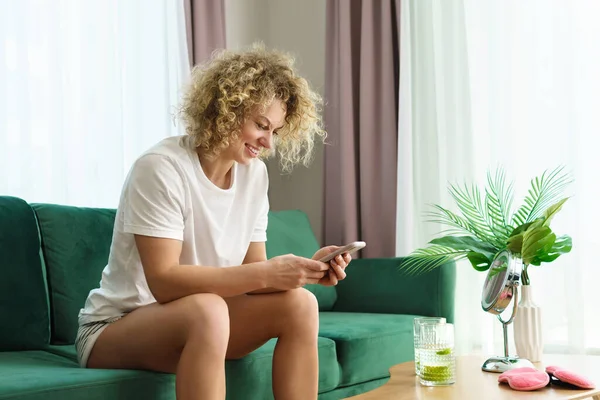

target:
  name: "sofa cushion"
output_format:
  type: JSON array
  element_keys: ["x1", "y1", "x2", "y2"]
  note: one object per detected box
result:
[
  {"x1": 0, "y1": 350, "x2": 175, "y2": 400},
  {"x1": 266, "y1": 210, "x2": 337, "y2": 310},
  {"x1": 319, "y1": 312, "x2": 415, "y2": 386},
  {"x1": 32, "y1": 204, "x2": 117, "y2": 345},
  {"x1": 29, "y1": 336, "x2": 339, "y2": 400},
  {"x1": 0, "y1": 196, "x2": 50, "y2": 351}
]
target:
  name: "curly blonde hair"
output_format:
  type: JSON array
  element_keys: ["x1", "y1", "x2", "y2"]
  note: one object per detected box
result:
[{"x1": 178, "y1": 44, "x2": 326, "y2": 172}]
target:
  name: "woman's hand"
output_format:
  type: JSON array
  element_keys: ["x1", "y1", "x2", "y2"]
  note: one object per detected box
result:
[
  {"x1": 312, "y1": 246, "x2": 352, "y2": 286},
  {"x1": 265, "y1": 254, "x2": 330, "y2": 290}
]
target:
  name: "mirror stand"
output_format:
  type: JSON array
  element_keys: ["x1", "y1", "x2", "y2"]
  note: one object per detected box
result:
[{"x1": 481, "y1": 286, "x2": 534, "y2": 373}]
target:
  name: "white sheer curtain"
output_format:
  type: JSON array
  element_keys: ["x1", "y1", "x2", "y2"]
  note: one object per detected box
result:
[
  {"x1": 398, "y1": 0, "x2": 600, "y2": 356},
  {"x1": 396, "y1": 0, "x2": 475, "y2": 256},
  {"x1": 0, "y1": 0, "x2": 190, "y2": 207},
  {"x1": 396, "y1": 0, "x2": 490, "y2": 356}
]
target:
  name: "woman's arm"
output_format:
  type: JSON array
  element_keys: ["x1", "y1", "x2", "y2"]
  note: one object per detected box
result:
[
  {"x1": 244, "y1": 242, "x2": 352, "y2": 293},
  {"x1": 136, "y1": 235, "x2": 270, "y2": 303},
  {"x1": 243, "y1": 242, "x2": 286, "y2": 295},
  {"x1": 135, "y1": 235, "x2": 328, "y2": 303}
]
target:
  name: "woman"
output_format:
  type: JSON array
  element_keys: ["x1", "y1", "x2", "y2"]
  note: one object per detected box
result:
[{"x1": 75, "y1": 45, "x2": 352, "y2": 400}]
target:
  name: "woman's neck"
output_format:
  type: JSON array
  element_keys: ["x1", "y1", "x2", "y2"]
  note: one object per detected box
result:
[{"x1": 197, "y1": 151, "x2": 234, "y2": 190}]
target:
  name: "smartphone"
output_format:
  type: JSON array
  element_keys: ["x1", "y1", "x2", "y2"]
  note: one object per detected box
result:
[{"x1": 319, "y1": 241, "x2": 366, "y2": 263}]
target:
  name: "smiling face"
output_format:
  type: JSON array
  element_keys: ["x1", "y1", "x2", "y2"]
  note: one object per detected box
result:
[{"x1": 224, "y1": 99, "x2": 286, "y2": 165}]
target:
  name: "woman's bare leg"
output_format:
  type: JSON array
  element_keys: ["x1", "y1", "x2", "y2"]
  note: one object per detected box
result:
[
  {"x1": 86, "y1": 289, "x2": 320, "y2": 399},
  {"x1": 225, "y1": 288, "x2": 320, "y2": 400},
  {"x1": 87, "y1": 293, "x2": 230, "y2": 400}
]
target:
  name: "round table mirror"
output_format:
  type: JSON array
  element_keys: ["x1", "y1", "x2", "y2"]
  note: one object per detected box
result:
[
  {"x1": 481, "y1": 250, "x2": 518, "y2": 314},
  {"x1": 480, "y1": 250, "x2": 534, "y2": 373}
]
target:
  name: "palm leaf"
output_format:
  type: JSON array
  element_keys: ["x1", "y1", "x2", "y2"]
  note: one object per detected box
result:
[
  {"x1": 425, "y1": 205, "x2": 476, "y2": 237},
  {"x1": 402, "y1": 245, "x2": 469, "y2": 275},
  {"x1": 401, "y1": 166, "x2": 573, "y2": 278},
  {"x1": 511, "y1": 166, "x2": 573, "y2": 228},
  {"x1": 448, "y1": 184, "x2": 504, "y2": 248},
  {"x1": 430, "y1": 235, "x2": 499, "y2": 260},
  {"x1": 485, "y1": 168, "x2": 514, "y2": 240}
]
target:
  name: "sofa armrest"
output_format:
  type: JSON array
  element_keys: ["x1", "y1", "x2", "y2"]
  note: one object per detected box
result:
[{"x1": 332, "y1": 257, "x2": 456, "y2": 323}]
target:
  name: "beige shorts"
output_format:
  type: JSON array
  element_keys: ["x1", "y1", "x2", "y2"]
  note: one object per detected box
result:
[{"x1": 75, "y1": 316, "x2": 122, "y2": 367}]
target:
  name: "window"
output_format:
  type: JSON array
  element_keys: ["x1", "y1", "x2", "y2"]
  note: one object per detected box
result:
[{"x1": 0, "y1": 0, "x2": 189, "y2": 207}]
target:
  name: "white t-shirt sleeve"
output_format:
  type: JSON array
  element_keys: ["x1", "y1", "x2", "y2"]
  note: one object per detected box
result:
[
  {"x1": 250, "y1": 162, "x2": 269, "y2": 243},
  {"x1": 251, "y1": 193, "x2": 269, "y2": 242},
  {"x1": 123, "y1": 154, "x2": 186, "y2": 240}
]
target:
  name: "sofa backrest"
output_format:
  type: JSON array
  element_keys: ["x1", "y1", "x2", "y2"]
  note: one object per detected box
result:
[
  {"x1": 32, "y1": 204, "x2": 117, "y2": 345},
  {"x1": 6, "y1": 201, "x2": 335, "y2": 347},
  {"x1": 0, "y1": 197, "x2": 50, "y2": 351}
]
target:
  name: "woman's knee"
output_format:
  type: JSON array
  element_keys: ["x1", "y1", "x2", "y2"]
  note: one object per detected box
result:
[
  {"x1": 176, "y1": 293, "x2": 230, "y2": 347},
  {"x1": 281, "y1": 288, "x2": 319, "y2": 327}
]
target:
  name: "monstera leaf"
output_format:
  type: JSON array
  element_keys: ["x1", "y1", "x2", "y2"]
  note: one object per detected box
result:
[
  {"x1": 528, "y1": 235, "x2": 572, "y2": 266},
  {"x1": 521, "y1": 225, "x2": 556, "y2": 266}
]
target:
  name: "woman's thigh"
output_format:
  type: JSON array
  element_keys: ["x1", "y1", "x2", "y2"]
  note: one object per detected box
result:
[
  {"x1": 224, "y1": 288, "x2": 319, "y2": 360},
  {"x1": 87, "y1": 293, "x2": 229, "y2": 372}
]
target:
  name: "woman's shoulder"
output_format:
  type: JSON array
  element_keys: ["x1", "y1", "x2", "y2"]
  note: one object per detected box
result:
[{"x1": 133, "y1": 136, "x2": 192, "y2": 171}]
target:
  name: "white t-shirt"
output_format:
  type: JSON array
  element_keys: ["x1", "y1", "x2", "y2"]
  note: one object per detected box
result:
[{"x1": 78, "y1": 135, "x2": 269, "y2": 324}]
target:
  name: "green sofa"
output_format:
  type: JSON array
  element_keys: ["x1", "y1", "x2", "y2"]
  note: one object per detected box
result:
[{"x1": 0, "y1": 195, "x2": 456, "y2": 400}]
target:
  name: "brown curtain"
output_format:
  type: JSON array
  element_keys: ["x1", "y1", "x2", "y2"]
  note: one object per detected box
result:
[
  {"x1": 323, "y1": 0, "x2": 400, "y2": 258},
  {"x1": 184, "y1": 0, "x2": 226, "y2": 66}
]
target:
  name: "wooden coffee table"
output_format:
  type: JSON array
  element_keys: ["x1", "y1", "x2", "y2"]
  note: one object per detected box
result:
[{"x1": 348, "y1": 354, "x2": 600, "y2": 399}]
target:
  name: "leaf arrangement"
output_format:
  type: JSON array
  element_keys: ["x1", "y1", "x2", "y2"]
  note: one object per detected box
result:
[{"x1": 402, "y1": 167, "x2": 573, "y2": 285}]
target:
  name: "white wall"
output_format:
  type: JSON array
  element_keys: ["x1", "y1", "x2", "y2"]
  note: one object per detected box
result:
[{"x1": 225, "y1": 0, "x2": 327, "y2": 243}]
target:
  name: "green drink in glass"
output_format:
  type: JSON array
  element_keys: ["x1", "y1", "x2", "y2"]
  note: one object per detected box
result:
[
  {"x1": 413, "y1": 317, "x2": 446, "y2": 376},
  {"x1": 418, "y1": 322, "x2": 456, "y2": 386}
]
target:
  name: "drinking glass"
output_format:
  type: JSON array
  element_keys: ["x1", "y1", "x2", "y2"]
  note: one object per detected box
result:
[
  {"x1": 418, "y1": 322, "x2": 456, "y2": 386},
  {"x1": 413, "y1": 317, "x2": 446, "y2": 375}
]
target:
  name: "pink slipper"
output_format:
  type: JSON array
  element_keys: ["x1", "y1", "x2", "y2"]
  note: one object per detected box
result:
[
  {"x1": 498, "y1": 367, "x2": 550, "y2": 391},
  {"x1": 546, "y1": 366, "x2": 596, "y2": 390}
]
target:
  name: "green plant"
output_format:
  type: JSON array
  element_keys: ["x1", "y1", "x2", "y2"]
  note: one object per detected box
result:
[{"x1": 401, "y1": 167, "x2": 573, "y2": 285}]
